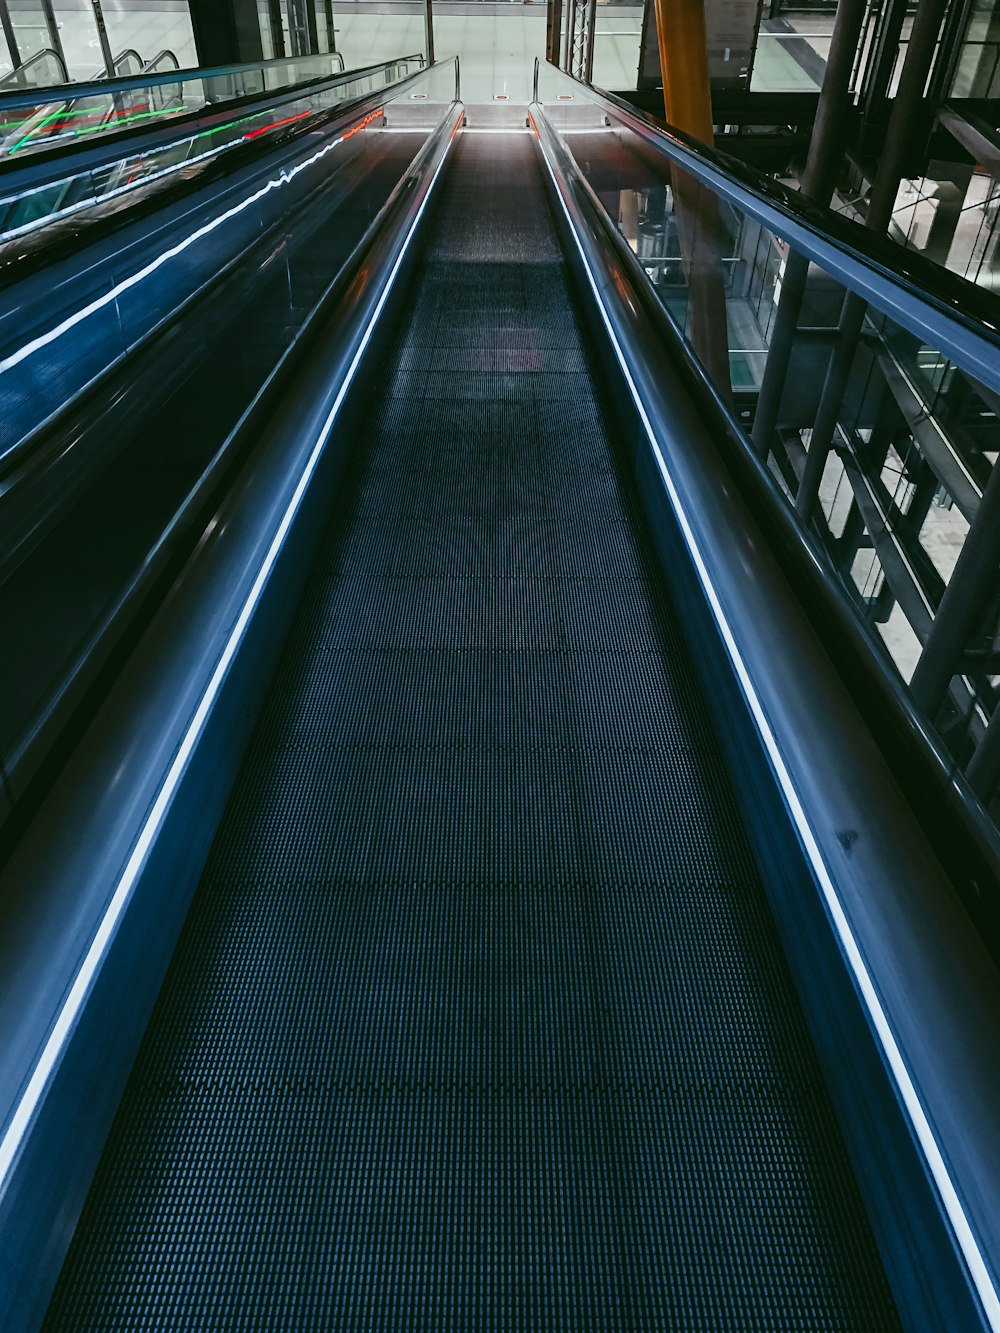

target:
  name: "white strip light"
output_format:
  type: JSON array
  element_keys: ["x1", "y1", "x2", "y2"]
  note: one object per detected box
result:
[
  {"x1": 534, "y1": 121, "x2": 1000, "y2": 1331},
  {"x1": 0, "y1": 116, "x2": 456, "y2": 1191}
]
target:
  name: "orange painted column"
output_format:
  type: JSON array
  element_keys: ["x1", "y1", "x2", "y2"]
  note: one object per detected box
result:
[{"x1": 652, "y1": 0, "x2": 731, "y2": 399}]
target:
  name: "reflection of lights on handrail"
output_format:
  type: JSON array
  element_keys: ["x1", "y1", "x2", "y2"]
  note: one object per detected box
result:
[
  {"x1": 0, "y1": 107, "x2": 390, "y2": 372},
  {"x1": 244, "y1": 110, "x2": 312, "y2": 140},
  {"x1": 6, "y1": 101, "x2": 190, "y2": 155},
  {"x1": 0, "y1": 109, "x2": 456, "y2": 1204}
]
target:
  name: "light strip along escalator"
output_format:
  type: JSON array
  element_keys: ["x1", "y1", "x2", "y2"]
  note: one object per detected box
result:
[{"x1": 44, "y1": 133, "x2": 903, "y2": 1330}]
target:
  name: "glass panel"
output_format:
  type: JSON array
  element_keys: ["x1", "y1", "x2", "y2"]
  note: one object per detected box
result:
[
  {"x1": 751, "y1": 26, "x2": 832, "y2": 93},
  {"x1": 328, "y1": 2, "x2": 427, "y2": 84},
  {"x1": 536, "y1": 61, "x2": 1000, "y2": 823},
  {"x1": 0, "y1": 47, "x2": 64, "y2": 88},
  {"x1": 7, "y1": 0, "x2": 52, "y2": 65},
  {"x1": 591, "y1": 1, "x2": 642, "y2": 93},
  {"x1": 93, "y1": 0, "x2": 199, "y2": 75},
  {"x1": 0, "y1": 48, "x2": 416, "y2": 165}
]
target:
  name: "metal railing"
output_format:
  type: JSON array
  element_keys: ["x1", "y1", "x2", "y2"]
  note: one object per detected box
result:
[{"x1": 533, "y1": 54, "x2": 1000, "y2": 848}]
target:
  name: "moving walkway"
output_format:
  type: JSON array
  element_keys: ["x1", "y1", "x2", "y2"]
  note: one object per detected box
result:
[{"x1": 0, "y1": 55, "x2": 998, "y2": 1333}]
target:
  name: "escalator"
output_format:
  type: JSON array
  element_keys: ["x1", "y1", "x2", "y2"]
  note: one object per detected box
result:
[
  {"x1": 40, "y1": 133, "x2": 904, "y2": 1331},
  {"x1": 1, "y1": 56, "x2": 1000, "y2": 1333}
]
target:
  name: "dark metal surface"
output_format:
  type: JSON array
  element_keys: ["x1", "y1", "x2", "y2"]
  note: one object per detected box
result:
[
  {"x1": 530, "y1": 99, "x2": 1000, "y2": 1331},
  {"x1": 45, "y1": 134, "x2": 899, "y2": 1332}
]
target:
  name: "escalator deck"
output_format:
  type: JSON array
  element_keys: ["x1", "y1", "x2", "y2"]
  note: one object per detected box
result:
[{"x1": 45, "y1": 133, "x2": 902, "y2": 1331}]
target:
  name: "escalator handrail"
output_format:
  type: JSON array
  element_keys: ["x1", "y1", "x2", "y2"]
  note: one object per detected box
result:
[
  {"x1": 0, "y1": 48, "x2": 69, "y2": 92},
  {"x1": 0, "y1": 49, "x2": 419, "y2": 113},
  {"x1": 0, "y1": 52, "x2": 426, "y2": 184},
  {"x1": 0, "y1": 56, "x2": 461, "y2": 494},
  {"x1": 533, "y1": 59, "x2": 1000, "y2": 400},
  {"x1": 140, "y1": 50, "x2": 181, "y2": 77},
  {"x1": 530, "y1": 93, "x2": 1000, "y2": 1333},
  {"x1": 110, "y1": 49, "x2": 145, "y2": 78}
]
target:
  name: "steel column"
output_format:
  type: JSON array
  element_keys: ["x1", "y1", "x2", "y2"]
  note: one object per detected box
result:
[
  {"x1": 425, "y1": 0, "x2": 434, "y2": 66},
  {"x1": 287, "y1": 0, "x2": 311, "y2": 55},
  {"x1": 546, "y1": 0, "x2": 563, "y2": 66},
  {"x1": 859, "y1": 0, "x2": 908, "y2": 151},
  {"x1": 567, "y1": 0, "x2": 596, "y2": 81},
  {"x1": 91, "y1": 0, "x2": 115, "y2": 77},
  {"x1": 268, "y1": 0, "x2": 286, "y2": 58},
  {"x1": 0, "y1": 1, "x2": 20, "y2": 70},
  {"x1": 910, "y1": 455, "x2": 1000, "y2": 716},
  {"x1": 305, "y1": 0, "x2": 320, "y2": 55}
]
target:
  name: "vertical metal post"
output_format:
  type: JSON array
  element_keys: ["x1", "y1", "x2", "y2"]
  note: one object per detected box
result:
[
  {"x1": 568, "y1": 0, "x2": 595, "y2": 80},
  {"x1": 306, "y1": 0, "x2": 320, "y2": 54},
  {"x1": 91, "y1": 0, "x2": 116, "y2": 77},
  {"x1": 910, "y1": 456, "x2": 1000, "y2": 715},
  {"x1": 38, "y1": 0, "x2": 66, "y2": 72},
  {"x1": 584, "y1": 0, "x2": 597, "y2": 83},
  {"x1": 546, "y1": 0, "x2": 563, "y2": 67},
  {"x1": 424, "y1": 0, "x2": 434, "y2": 66},
  {"x1": 268, "y1": 0, "x2": 287, "y2": 59},
  {"x1": 287, "y1": 0, "x2": 310, "y2": 55},
  {"x1": 858, "y1": 0, "x2": 908, "y2": 150},
  {"x1": 324, "y1": 0, "x2": 336, "y2": 54},
  {"x1": 750, "y1": 0, "x2": 869, "y2": 461},
  {"x1": 0, "y1": 0, "x2": 21, "y2": 71},
  {"x1": 926, "y1": 0, "x2": 972, "y2": 101}
]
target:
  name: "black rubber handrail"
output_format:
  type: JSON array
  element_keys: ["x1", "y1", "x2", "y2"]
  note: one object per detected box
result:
[
  {"x1": 0, "y1": 48, "x2": 68, "y2": 92},
  {"x1": 139, "y1": 50, "x2": 180, "y2": 77},
  {"x1": 110, "y1": 50, "x2": 144, "y2": 77}
]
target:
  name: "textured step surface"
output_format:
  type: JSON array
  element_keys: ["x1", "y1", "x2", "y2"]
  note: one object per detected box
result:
[{"x1": 46, "y1": 133, "x2": 901, "y2": 1331}]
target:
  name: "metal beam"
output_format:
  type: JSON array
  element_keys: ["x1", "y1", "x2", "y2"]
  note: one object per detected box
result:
[
  {"x1": 0, "y1": 1, "x2": 20, "y2": 71},
  {"x1": 38, "y1": 0, "x2": 66, "y2": 73},
  {"x1": 267, "y1": 0, "x2": 286, "y2": 59},
  {"x1": 750, "y1": 0, "x2": 870, "y2": 460},
  {"x1": 546, "y1": 0, "x2": 563, "y2": 67},
  {"x1": 425, "y1": 0, "x2": 434, "y2": 66},
  {"x1": 910, "y1": 453, "x2": 1000, "y2": 716},
  {"x1": 91, "y1": 0, "x2": 115, "y2": 78}
]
